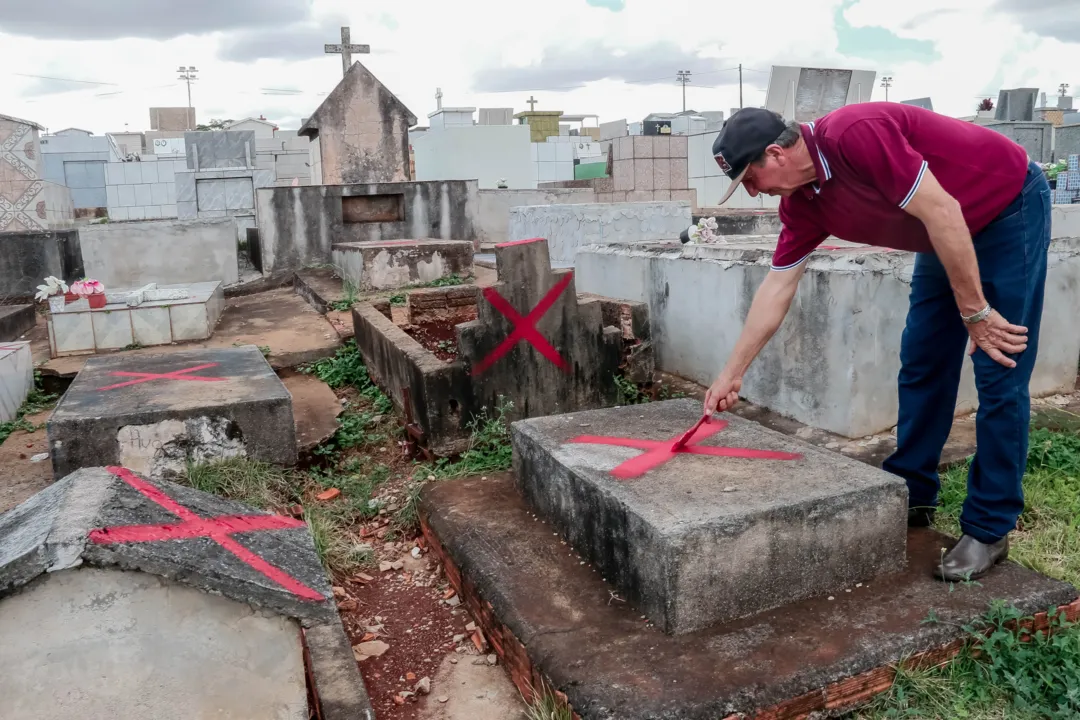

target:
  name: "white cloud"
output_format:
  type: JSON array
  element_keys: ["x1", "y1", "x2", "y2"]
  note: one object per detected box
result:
[{"x1": 0, "y1": 0, "x2": 1076, "y2": 135}]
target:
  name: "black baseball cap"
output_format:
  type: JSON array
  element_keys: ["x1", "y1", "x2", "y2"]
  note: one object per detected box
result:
[{"x1": 712, "y1": 108, "x2": 788, "y2": 205}]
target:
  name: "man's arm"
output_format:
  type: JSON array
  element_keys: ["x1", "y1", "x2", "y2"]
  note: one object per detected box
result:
[
  {"x1": 902, "y1": 170, "x2": 1028, "y2": 368},
  {"x1": 703, "y1": 263, "x2": 806, "y2": 414}
]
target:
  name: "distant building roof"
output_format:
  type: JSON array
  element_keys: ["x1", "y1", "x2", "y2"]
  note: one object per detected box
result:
[
  {"x1": 0, "y1": 113, "x2": 44, "y2": 130},
  {"x1": 226, "y1": 117, "x2": 278, "y2": 130},
  {"x1": 51, "y1": 127, "x2": 94, "y2": 136}
]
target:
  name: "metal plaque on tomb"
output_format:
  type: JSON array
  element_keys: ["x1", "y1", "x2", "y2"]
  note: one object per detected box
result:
[{"x1": 765, "y1": 66, "x2": 876, "y2": 122}]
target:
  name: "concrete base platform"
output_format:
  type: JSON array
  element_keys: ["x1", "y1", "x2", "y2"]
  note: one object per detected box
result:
[
  {"x1": 332, "y1": 239, "x2": 473, "y2": 291},
  {"x1": 0, "y1": 342, "x2": 32, "y2": 424},
  {"x1": 0, "y1": 304, "x2": 35, "y2": 341},
  {"x1": 47, "y1": 345, "x2": 298, "y2": 479},
  {"x1": 420, "y1": 474, "x2": 1079, "y2": 720},
  {"x1": 513, "y1": 399, "x2": 907, "y2": 633}
]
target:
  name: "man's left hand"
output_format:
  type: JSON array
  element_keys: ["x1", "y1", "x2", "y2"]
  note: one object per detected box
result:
[{"x1": 966, "y1": 310, "x2": 1028, "y2": 368}]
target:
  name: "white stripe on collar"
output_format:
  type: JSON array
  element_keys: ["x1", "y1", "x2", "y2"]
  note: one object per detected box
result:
[{"x1": 805, "y1": 121, "x2": 832, "y2": 181}]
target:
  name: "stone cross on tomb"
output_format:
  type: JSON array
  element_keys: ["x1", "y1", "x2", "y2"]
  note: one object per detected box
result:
[
  {"x1": 324, "y1": 26, "x2": 370, "y2": 77},
  {"x1": 526, "y1": 95, "x2": 538, "y2": 111},
  {"x1": 436, "y1": 88, "x2": 443, "y2": 111}
]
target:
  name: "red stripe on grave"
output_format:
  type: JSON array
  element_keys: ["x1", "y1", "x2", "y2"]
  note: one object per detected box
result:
[
  {"x1": 89, "y1": 466, "x2": 324, "y2": 601},
  {"x1": 370, "y1": 240, "x2": 420, "y2": 246},
  {"x1": 96, "y1": 362, "x2": 227, "y2": 391},
  {"x1": 471, "y1": 272, "x2": 573, "y2": 376},
  {"x1": 495, "y1": 237, "x2": 545, "y2": 248},
  {"x1": 568, "y1": 420, "x2": 802, "y2": 479}
]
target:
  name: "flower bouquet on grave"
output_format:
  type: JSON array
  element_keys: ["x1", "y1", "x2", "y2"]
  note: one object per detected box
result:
[
  {"x1": 680, "y1": 216, "x2": 721, "y2": 245},
  {"x1": 35, "y1": 276, "x2": 69, "y2": 313},
  {"x1": 71, "y1": 279, "x2": 107, "y2": 309}
]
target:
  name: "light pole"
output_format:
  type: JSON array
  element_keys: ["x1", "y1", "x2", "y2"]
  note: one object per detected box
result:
[
  {"x1": 880, "y1": 75, "x2": 893, "y2": 102},
  {"x1": 676, "y1": 70, "x2": 691, "y2": 112},
  {"x1": 1061, "y1": 83, "x2": 1071, "y2": 97},
  {"x1": 177, "y1": 66, "x2": 198, "y2": 129}
]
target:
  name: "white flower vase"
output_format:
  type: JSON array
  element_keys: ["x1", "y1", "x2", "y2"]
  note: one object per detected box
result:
[{"x1": 48, "y1": 295, "x2": 65, "y2": 314}]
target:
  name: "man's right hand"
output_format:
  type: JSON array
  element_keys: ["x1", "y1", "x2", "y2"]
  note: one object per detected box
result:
[{"x1": 704, "y1": 373, "x2": 742, "y2": 415}]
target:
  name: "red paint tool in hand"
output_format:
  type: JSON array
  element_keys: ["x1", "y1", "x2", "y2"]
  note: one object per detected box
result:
[{"x1": 670, "y1": 413, "x2": 711, "y2": 452}]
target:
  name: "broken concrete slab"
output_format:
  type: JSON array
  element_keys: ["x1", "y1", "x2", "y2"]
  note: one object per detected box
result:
[
  {"x1": 512, "y1": 398, "x2": 907, "y2": 634},
  {"x1": 352, "y1": 238, "x2": 654, "y2": 455},
  {"x1": 0, "y1": 304, "x2": 35, "y2": 341},
  {"x1": 47, "y1": 345, "x2": 297, "y2": 479},
  {"x1": 294, "y1": 267, "x2": 348, "y2": 314},
  {"x1": 332, "y1": 239, "x2": 473, "y2": 291},
  {"x1": 421, "y1": 473, "x2": 1078, "y2": 720},
  {"x1": 0, "y1": 341, "x2": 32, "y2": 424},
  {"x1": 0, "y1": 466, "x2": 374, "y2": 720},
  {"x1": 281, "y1": 372, "x2": 345, "y2": 452}
]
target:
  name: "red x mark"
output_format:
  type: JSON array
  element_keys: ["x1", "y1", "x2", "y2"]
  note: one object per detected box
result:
[
  {"x1": 89, "y1": 467, "x2": 323, "y2": 601},
  {"x1": 569, "y1": 420, "x2": 802, "y2": 479},
  {"x1": 97, "y1": 362, "x2": 227, "y2": 391},
  {"x1": 471, "y1": 272, "x2": 574, "y2": 376}
]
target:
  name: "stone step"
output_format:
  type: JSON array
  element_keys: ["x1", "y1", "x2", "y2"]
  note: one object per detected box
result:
[
  {"x1": 510, "y1": 398, "x2": 908, "y2": 634},
  {"x1": 294, "y1": 267, "x2": 347, "y2": 315},
  {"x1": 0, "y1": 305, "x2": 36, "y2": 342},
  {"x1": 420, "y1": 472, "x2": 1078, "y2": 719},
  {"x1": 331, "y1": 238, "x2": 473, "y2": 292}
]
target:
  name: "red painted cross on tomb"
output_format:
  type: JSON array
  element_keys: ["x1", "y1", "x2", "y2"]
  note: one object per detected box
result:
[
  {"x1": 97, "y1": 362, "x2": 227, "y2": 391},
  {"x1": 568, "y1": 420, "x2": 803, "y2": 479},
  {"x1": 471, "y1": 271, "x2": 573, "y2": 376},
  {"x1": 89, "y1": 466, "x2": 324, "y2": 600}
]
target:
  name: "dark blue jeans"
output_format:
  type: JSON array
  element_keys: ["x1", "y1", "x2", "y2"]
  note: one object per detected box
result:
[{"x1": 882, "y1": 162, "x2": 1052, "y2": 544}]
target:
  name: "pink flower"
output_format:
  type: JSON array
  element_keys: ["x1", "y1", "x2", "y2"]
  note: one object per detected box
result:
[{"x1": 71, "y1": 279, "x2": 105, "y2": 296}]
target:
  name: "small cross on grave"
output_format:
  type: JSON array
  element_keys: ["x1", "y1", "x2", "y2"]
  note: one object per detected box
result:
[
  {"x1": 526, "y1": 95, "x2": 538, "y2": 111},
  {"x1": 324, "y1": 26, "x2": 370, "y2": 77},
  {"x1": 436, "y1": 87, "x2": 443, "y2": 111}
]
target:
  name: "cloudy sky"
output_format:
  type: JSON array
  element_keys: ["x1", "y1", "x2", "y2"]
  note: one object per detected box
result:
[{"x1": 0, "y1": 0, "x2": 1076, "y2": 135}]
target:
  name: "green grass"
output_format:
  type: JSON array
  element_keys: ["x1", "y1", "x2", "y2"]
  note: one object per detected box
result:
[
  {"x1": 523, "y1": 684, "x2": 574, "y2": 720},
  {"x1": 856, "y1": 602, "x2": 1080, "y2": 719},
  {"x1": 614, "y1": 373, "x2": 685, "y2": 405},
  {"x1": 386, "y1": 274, "x2": 469, "y2": 307},
  {"x1": 183, "y1": 457, "x2": 388, "y2": 577},
  {"x1": 0, "y1": 373, "x2": 57, "y2": 444},
  {"x1": 328, "y1": 278, "x2": 360, "y2": 312},
  {"x1": 853, "y1": 427, "x2": 1080, "y2": 718},
  {"x1": 302, "y1": 340, "x2": 393, "y2": 415},
  {"x1": 395, "y1": 399, "x2": 514, "y2": 530}
]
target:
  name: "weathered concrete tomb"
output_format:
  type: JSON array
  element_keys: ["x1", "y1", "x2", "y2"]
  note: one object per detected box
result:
[
  {"x1": 332, "y1": 238, "x2": 473, "y2": 291},
  {"x1": 352, "y1": 237, "x2": 653, "y2": 454},
  {"x1": 0, "y1": 466, "x2": 373, "y2": 720},
  {"x1": 421, "y1": 400, "x2": 1080, "y2": 718},
  {"x1": 0, "y1": 341, "x2": 32, "y2": 423},
  {"x1": 513, "y1": 398, "x2": 907, "y2": 633},
  {"x1": 577, "y1": 237, "x2": 1080, "y2": 437},
  {"x1": 46, "y1": 281, "x2": 225, "y2": 357},
  {"x1": 256, "y1": 180, "x2": 480, "y2": 274},
  {"x1": 47, "y1": 345, "x2": 297, "y2": 479}
]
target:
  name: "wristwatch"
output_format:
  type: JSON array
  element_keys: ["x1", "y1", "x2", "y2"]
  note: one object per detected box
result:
[{"x1": 962, "y1": 303, "x2": 992, "y2": 325}]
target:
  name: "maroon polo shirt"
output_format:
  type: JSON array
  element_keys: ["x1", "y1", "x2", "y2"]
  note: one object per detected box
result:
[{"x1": 771, "y1": 103, "x2": 1029, "y2": 270}]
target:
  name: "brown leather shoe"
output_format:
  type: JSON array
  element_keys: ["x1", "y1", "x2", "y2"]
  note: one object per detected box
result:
[{"x1": 933, "y1": 535, "x2": 1009, "y2": 582}]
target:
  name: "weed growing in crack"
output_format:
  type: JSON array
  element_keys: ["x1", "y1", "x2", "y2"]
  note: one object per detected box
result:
[
  {"x1": 522, "y1": 680, "x2": 575, "y2": 720},
  {"x1": 328, "y1": 277, "x2": 361, "y2": 312},
  {"x1": 0, "y1": 373, "x2": 57, "y2": 444},
  {"x1": 303, "y1": 340, "x2": 392, "y2": 414}
]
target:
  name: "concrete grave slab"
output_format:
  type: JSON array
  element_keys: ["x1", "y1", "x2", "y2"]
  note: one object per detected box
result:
[
  {"x1": 0, "y1": 466, "x2": 374, "y2": 720},
  {"x1": 332, "y1": 238, "x2": 474, "y2": 291},
  {"x1": 421, "y1": 474, "x2": 1078, "y2": 720},
  {"x1": 512, "y1": 398, "x2": 908, "y2": 634},
  {"x1": 0, "y1": 304, "x2": 35, "y2": 341},
  {"x1": 0, "y1": 341, "x2": 33, "y2": 424},
  {"x1": 351, "y1": 238, "x2": 654, "y2": 455},
  {"x1": 47, "y1": 345, "x2": 297, "y2": 479}
]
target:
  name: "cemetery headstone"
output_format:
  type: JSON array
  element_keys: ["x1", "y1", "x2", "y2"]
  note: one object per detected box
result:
[
  {"x1": 0, "y1": 466, "x2": 373, "y2": 720},
  {"x1": 511, "y1": 398, "x2": 908, "y2": 633},
  {"x1": 47, "y1": 346, "x2": 298, "y2": 479}
]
